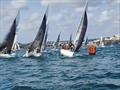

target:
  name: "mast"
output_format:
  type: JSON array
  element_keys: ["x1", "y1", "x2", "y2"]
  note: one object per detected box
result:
[{"x1": 74, "y1": 0, "x2": 88, "y2": 52}]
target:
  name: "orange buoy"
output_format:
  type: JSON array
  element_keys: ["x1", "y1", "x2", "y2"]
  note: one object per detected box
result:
[{"x1": 88, "y1": 45, "x2": 96, "y2": 55}]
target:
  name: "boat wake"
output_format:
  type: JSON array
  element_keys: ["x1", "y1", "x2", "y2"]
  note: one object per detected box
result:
[{"x1": 23, "y1": 51, "x2": 42, "y2": 58}]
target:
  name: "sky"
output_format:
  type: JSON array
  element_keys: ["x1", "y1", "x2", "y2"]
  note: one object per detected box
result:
[{"x1": 0, "y1": 0, "x2": 120, "y2": 43}]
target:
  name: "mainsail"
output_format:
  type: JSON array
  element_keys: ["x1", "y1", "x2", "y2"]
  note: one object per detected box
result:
[
  {"x1": 53, "y1": 32, "x2": 61, "y2": 48},
  {"x1": 28, "y1": 12, "x2": 47, "y2": 53},
  {"x1": 74, "y1": 2, "x2": 88, "y2": 52},
  {"x1": 0, "y1": 15, "x2": 19, "y2": 54}
]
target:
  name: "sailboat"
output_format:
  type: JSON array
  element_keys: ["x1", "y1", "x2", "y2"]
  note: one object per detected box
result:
[
  {"x1": 0, "y1": 12, "x2": 19, "y2": 58},
  {"x1": 51, "y1": 32, "x2": 61, "y2": 52},
  {"x1": 60, "y1": 1, "x2": 88, "y2": 57},
  {"x1": 53, "y1": 32, "x2": 61, "y2": 48},
  {"x1": 23, "y1": 10, "x2": 48, "y2": 57},
  {"x1": 99, "y1": 36, "x2": 105, "y2": 47}
]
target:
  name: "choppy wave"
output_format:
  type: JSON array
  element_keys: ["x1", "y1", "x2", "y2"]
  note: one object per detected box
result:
[{"x1": 0, "y1": 45, "x2": 120, "y2": 90}]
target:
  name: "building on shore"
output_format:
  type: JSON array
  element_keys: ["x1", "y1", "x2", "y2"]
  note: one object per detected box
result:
[{"x1": 88, "y1": 35, "x2": 120, "y2": 47}]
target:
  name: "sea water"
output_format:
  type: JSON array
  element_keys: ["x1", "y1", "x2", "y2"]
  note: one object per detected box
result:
[{"x1": 0, "y1": 45, "x2": 120, "y2": 90}]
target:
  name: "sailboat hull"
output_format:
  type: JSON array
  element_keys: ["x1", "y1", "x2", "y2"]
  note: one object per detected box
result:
[
  {"x1": 23, "y1": 51, "x2": 42, "y2": 57},
  {"x1": 60, "y1": 49, "x2": 74, "y2": 57},
  {"x1": 0, "y1": 53, "x2": 16, "y2": 58}
]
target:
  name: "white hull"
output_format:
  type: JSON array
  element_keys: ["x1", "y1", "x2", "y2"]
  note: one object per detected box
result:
[
  {"x1": 60, "y1": 49, "x2": 74, "y2": 57},
  {"x1": 0, "y1": 53, "x2": 16, "y2": 58},
  {"x1": 23, "y1": 51, "x2": 42, "y2": 57}
]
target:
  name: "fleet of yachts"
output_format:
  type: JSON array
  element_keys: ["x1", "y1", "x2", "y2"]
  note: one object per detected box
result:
[{"x1": 0, "y1": 2, "x2": 88, "y2": 58}]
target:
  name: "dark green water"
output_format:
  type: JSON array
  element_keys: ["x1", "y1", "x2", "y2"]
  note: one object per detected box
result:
[{"x1": 0, "y1": 45, "x2": 120, "y2": 90}]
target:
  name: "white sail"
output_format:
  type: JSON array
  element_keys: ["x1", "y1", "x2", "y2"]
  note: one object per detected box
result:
[
  {"x1": 99, "y1": 36, "x2": 105, "y2": 47},
  {"x1": 11, "y1": 34, "x2": 20, "y2": 51}
]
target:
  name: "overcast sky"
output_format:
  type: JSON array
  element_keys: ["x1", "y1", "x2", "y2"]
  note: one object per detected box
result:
[{"x1": 0, "y1": 0, "x2": 120, "y2": 43}]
